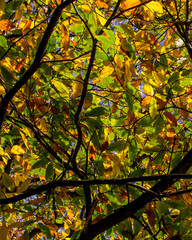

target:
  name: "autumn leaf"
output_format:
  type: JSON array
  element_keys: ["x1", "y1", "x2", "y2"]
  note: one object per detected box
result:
[
  {"x1": 164, "y1": 112, "x2": 177, "y2": 126},
  {"x1": 10, "y1": 145, "x2": 25, "y2": 155},
  {"x1": 61, "y1": 24, "x2": 69, "y2": 51},
  {"x1": 121, "y1": 0, "x2": 141, "y2": 10},
  {"x1": 72, "y1": 76, "x2": 83, "y2": 99},
  {"x1": 0, "y1": 20, "x2": 14, "y2": 31}
]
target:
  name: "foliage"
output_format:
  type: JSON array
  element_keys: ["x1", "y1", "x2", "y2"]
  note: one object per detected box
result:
[{"x1": 0, "y1": 0, "x2": 192, "y2": 239}]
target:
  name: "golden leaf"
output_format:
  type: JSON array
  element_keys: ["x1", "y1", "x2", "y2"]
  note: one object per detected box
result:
[
  {"x1": 121, "y1": 0, "x2": 141, "y2": 10},
  {"x1": 0, "y1": 20, "x2": 14, "y2": 31},
  {"x1": 143, "y1": 82, "x2": 154, "y2": 96},
  {"x1": 10, "y1": 145, "x2": 25, "y2": 155},
  {"x1": 95, "y1": 0, "x2": 109, "y2": 9},
  {"x1": 0, "y1": 86, "x2": 5, "y2": 95},
  {"x1": 61, "y1": 24, "x2": 69, "y2": 51},
  {"x1": 100, "y1": 64, "x2": 114, "y2": 79},
  {"x1": 145, "y1": 1, "x2": 163, "y2": 14},
  {"x1": 95, "y1": 8, "x2": 107, "y2": 26},
  {"x1": 72, "y1": 76, "x2": 83, "y2": 99}
]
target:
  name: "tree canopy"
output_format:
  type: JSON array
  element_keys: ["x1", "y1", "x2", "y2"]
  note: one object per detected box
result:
[{"x1": 0, "y1": 0, "x2": 192, "y2": 239}]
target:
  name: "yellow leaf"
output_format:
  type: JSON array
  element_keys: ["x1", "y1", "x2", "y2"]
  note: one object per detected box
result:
[
  {"x1": 145, "y1": 1, "x2": 163, "y2": 14},
  {"x1": 95, "y1": 8, "x2": 107, "y2": 26},
  {"x1": 10, "y1": 145, "x2": 25, "y2": 155},
  {"x1": 114, "y1": 55, "x2": 123, "y2": 69},
  {"x1": 52, "y1": 80, "x2": 69, "y2": 100},
  {"x1": 100, "y1": 64, "x2": 114, "y2": 79},
  {"x1": 79, "y1": 5, "x2": 91, "y2": 13},
  {"x1": 19, "y1": 131, "x2": 30, "y2": 149},
  {"x1": 0, "y1": 86, "x2": 5, "y2": 95},
  {"x1": 72, "y1": 76, "x2": 83, "y2": 99},
  {"x1": 121, "y1": 0, "x2": 141, "y2": 10},
  {"x1": 143, "y1": 82, "x2": 154, "y2": 95},
  {"x1": 61, "y1": 24, "x2": 69, "y2": 51}
]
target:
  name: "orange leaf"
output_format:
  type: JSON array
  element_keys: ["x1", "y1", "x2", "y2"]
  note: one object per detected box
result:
[
  {"x1": 0, "y1": 19, "x2": 14, "y2": 31},
  {"x1": 90, "y1": 145, "x2": 96, "y2": 161},
  {"x1": 95, "y1": 0, "x2": 109, "y2": 9},
  {"x1": 22, "y1": 20, "x2": 32, "y2": 36},
  {"x1": 142, "y1": 96, "x2": 152, "y2": 107},
  {"x1": 121, "y1": 0, "x2": 141, "y2": 10},
  {"x1": 164, "y1": 112, "x2": 177, "y2": 126}
]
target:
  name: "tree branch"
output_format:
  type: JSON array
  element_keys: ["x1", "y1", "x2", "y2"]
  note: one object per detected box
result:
[{"x1": 1, "y1": 174, "x2": 192, "y2": 205}]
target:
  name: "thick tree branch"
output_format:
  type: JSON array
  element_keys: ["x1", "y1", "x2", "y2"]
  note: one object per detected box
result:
[
  {"x1": 1, "y1": 174, "x2": 192, "y2": 205},
  {"x1": 0, "y1": 0, "x2": 75, "y2": 129}
]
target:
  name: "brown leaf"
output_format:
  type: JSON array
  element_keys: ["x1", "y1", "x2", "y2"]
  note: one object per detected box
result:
[
  {"x1": 145, "y1": 203, "x2": 156, "y2": 230},
  {"x1": 164, "y1": 112, "x2": 177, "y2": 126}
]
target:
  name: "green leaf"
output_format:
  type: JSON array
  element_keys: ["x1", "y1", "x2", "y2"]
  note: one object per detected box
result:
[
  {"x1": 38, "y1": 223, "x2": 52, "y2": 239},
  {"x1": 129, "y1": 139, "x2": 137, "y2": 162},
  {"x1": 96, "y1": 35, "x2": 114, "y2": 48},
  {"x1": 131, "y1": 168, "x2": 145, "y2": 177},
  {"x1": 45, "y1": 163, "x2": 54, "y2": 181},
  {"x1": 17, "y1": 179, "x2": 31, "y2": 193},
  {"x1": 125, "y1": 92, "x2": 134, "y2": 113},
  {"x1": 88, "y1": 11, "x2": 97, "y2": 36},
  {"x1": 2, "y1": 173, "x2": 14, "y2": 188},
  {"x1": 168, "y1": 72, "x2": 179, "y2": 84},
  {"x1": 1, "y1": 66, "x2": 14, "y2": 85},
  {"x1": 0, "y1": 36, "x2": 7, "y2": 48},
  {"x1": 160, "y1": 54, "x2": 168, "y2": 68},
  {"x1": 107, "y1": 140, "x2": 127, "y2": 152},
  {"x1": 86, "y1": 107, "x2": 106, "y2": 117}
]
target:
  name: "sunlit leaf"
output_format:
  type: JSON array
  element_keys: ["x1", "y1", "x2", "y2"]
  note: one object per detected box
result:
[
  {"x1": 10, "y1": 145, "x2": 25, "y2": 155},
  {"x1": 52, "y1": 80, "x2": 69, "y2": 100}
]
